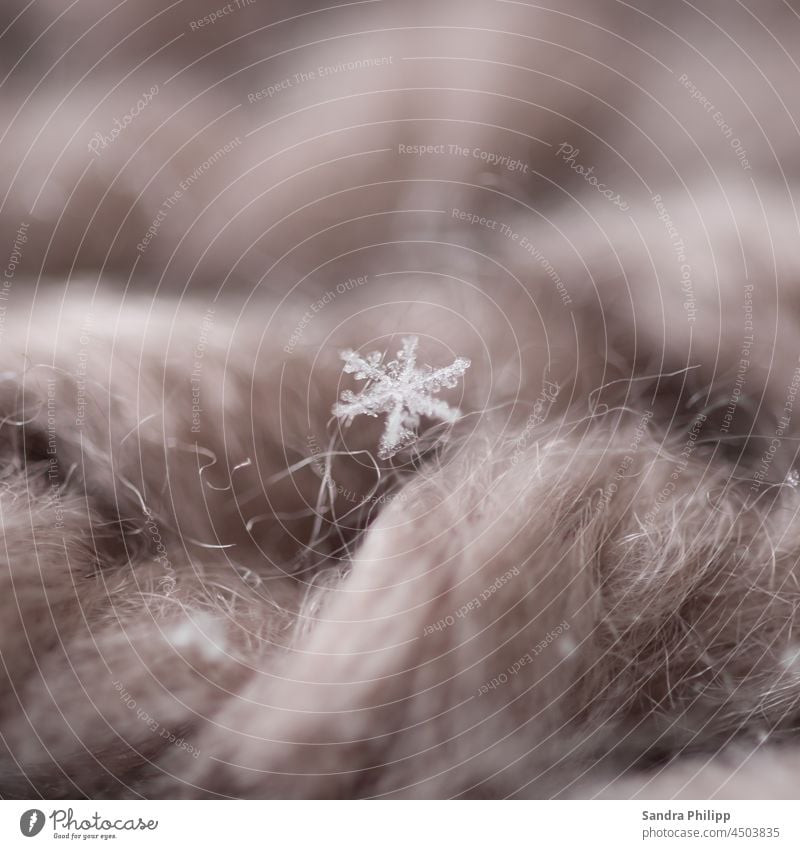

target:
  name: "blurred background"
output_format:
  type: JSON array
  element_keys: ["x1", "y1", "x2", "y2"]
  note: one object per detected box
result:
[
  {"x1": 1, "y1": 1, "x2": 797, "y2": 292},
  {"x1": 1, "y1": 0, "x2": 800, "y2": 454}
]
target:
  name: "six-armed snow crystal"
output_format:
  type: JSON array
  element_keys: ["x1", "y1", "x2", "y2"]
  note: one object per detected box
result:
[{"x1": 333, "y1": 336, "x2": 471, "y2": 459}]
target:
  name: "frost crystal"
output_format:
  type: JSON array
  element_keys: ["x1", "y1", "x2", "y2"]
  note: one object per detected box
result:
[{"x1": 333, "y1": 336, "x2": 470, "y2": 459}]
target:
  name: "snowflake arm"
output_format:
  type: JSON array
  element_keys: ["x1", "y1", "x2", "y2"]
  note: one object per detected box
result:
[
  {"x1": 332, "y1": 336, "x2": 470, "y2": 458},
  {"x1": 340, "y1": 348, "x2": 386, "y2": 382},
  {"x1": 419, "y1": 357, "x2": 472, "y2": 393}
]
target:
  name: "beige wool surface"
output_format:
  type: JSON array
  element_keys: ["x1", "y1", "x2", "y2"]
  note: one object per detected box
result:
[{"x1": 1, "y1": 0, "x2": 800, "y2": 798}]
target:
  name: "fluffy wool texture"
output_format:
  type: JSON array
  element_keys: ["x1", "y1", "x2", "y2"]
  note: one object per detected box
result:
[
  {"x1": 2, "y1": 0, "x2": 800, "y2": 799},
  {"x1": 0, "y1": 277, "x2": 799, "y2": 799}
]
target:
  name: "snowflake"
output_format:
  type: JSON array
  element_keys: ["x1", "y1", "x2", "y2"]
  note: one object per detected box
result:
[{"x1": 333, "y1": 336, "x2": 470, "y2": 459}]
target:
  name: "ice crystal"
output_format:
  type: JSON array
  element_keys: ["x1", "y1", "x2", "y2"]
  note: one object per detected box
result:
[{"x1": 333, "y1": 336, "x2": 470, "y2": 459}]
